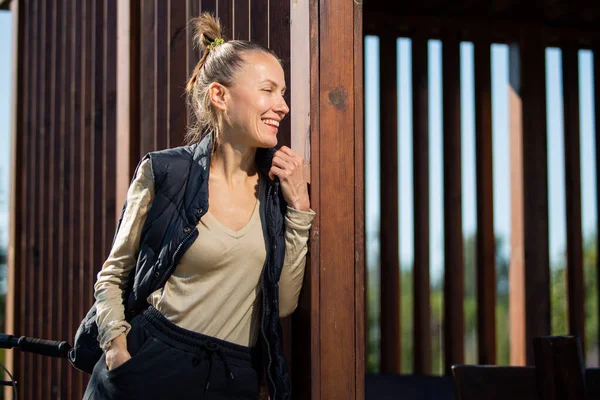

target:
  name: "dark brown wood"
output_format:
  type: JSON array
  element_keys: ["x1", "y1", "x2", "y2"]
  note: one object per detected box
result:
[
  {"x1": 363, "y1": 12, "x2": 600, "y2": 49},
  {"x1": 595, "y1": 46, "x2": 600, "y2": 369},
  {"x1": 379, "y1": 35, "x2": 401, "y2": 374},
  {"x1": 534, "y1": 336, "x2": 587, "y2": 400},
  {"x1": 155, "y1": 0, "x2": 168, "y2": 151},
  {"x1": 520, "y1": 29, "x2": 551, "y2": 365},
  {"x1": 81, "y1": 0, "x2": 95, "y2": 393},
  {"x1": 250, "y1": 0, "x2": 268, "y2": 47},
  {"x1": 169, "y1": 0, "x2": 188, "y2": 148},
  {"x1": 70, "y1": 0, "x2": 84, "y2": 395},
  {"x1": 233, "y1": 0, "x2": 250, "y2": 40},
  {"x1": 270, "y1": 0, "x2": 291, "y2": 149},
  {"x1": 354, "y1": 1, "x2": 365, "y2": 397},
  {"x1": 585, "y1": 368, "x2": 600, "y2": 399},
  {"x1": 509, "y1": 29, "x2": 551, "y2": 365},
  {"x1": 562, "y1": 46, "x2": 585, "y2": 350},
  {"x1": 217, "y1": 0, "x2": 232, "y2": 39},
  {"x1": 292, "y1": 0, "x2": 321, "y2": 397},
  {"x1": 318, "y1": 0, "x2": 361, "y2": 397},
  {"x1": 452, "y1": 365, "x2": 537, "y2": 400},
  {"x1": 474, "y1": 40, "x2": 496, "y2": 365},
  {"x1": 412, "y1": 35, "x2": 432, "y2": 375},
  {"x1": 140, "y1": 1, "x2": 156, "y2": 156},
  {"x1": 442, "y1": 35, "x2": 465, "y2": 374}
]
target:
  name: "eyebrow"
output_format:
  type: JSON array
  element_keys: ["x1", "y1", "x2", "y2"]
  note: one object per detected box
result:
[{"x1": 261, "y1": 79, "x2": 287, "y2": 92}]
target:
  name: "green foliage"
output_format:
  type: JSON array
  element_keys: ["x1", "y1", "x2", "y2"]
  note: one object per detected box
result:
[{"x1": 367, "y1": 232, "x2": 598, "y2": 373}]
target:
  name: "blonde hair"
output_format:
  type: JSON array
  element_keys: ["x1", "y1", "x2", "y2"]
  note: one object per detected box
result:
[{"x1": 185, "y1": 13, "x2": 278, "y2": 148}]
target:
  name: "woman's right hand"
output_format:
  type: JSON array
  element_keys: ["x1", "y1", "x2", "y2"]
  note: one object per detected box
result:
[{"x1": 105, "y1": 333, "x2": 131, "y2": 370}]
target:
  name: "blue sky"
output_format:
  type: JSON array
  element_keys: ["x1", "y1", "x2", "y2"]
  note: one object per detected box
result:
[
  {"x1": 0, "y1": 12, "x2": 597, "y2": 281},
  {"x1": 0, "y1": 11, "x2": 12, "y2": 247},
  {"x1": 365, "y1": 36, "x2": 598, "y2": 282}
]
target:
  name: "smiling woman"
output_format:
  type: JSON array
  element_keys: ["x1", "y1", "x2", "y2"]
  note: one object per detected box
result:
[{"x1": 75, "y1": 11, "x2": 315, "y2": 400}]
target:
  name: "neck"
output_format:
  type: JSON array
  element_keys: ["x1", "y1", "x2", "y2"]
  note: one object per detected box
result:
[{"x1": 210, "y1": 141, "x2": 257, "y2": 184}]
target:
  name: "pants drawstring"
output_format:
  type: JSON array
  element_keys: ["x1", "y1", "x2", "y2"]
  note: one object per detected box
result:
[{"x1": 192, "y1": 339, "x2": 236, "y2": 392}]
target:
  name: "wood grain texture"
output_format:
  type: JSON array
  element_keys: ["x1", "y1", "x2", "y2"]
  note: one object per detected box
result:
[{"x1": 318, "y1": 0, "x2": 359, "y2": 398}]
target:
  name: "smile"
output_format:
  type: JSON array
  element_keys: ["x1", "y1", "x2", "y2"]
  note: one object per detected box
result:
[{"x1": 262, "y1": 119, "x2": 280, "y2": 128}]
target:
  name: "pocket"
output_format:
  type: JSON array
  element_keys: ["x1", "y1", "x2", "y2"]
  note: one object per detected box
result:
[{"x1": 106, "y1": 335, "x2": 156, "y2": 377}]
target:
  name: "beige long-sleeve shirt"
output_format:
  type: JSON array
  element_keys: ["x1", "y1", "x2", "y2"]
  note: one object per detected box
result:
[{"x1": 94, "y1": 158, "x2": 315, "y2": 350}]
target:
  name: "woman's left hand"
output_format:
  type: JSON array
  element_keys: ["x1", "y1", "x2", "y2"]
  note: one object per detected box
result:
[{"x1": 269, "y1": 146, "x2": 310, "y2": 212}]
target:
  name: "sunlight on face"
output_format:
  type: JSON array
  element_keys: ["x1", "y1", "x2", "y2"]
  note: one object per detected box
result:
[{"x1": 223, "y1": 52, "x2": 290, "y2": 148}]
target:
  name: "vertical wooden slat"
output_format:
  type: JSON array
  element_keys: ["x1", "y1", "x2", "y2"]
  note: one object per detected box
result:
[
  {"x1": 379, "y1": 35, "x2": 400, "y2": 374},
  {"x1": 186, "y1": 0, "x2": 202, "y2": 135},
  {"x1": 25, "y1": 2, "x2": 40, "y2": 398},
  {"x1": 6, "y1": 0, "x2": 24, "y2": 398},
  {"x1": 39, "y1": 0, "x2": 52, "y2": 396},
  {"x1": 412, "y1": 35, "x2": 432, "y2": 375},
  {"x1": 80, "y1": 0, "x2": 95, "y2": 392},
  {"x1": 140, "y1": 0, "x2": 156, "y2": 156},
  {"x1": 442, "y1": 36, "x2": 465, "y2": 374},
  {"x1": 232, "y1": 0, "x2": 250, "y2": 40},
  {"x1": 474, "y1": 41, "x2": 496, "y2": 365},
  {"x1": 595, "y1": 47, "x2": 600, "y2": 368},
  {"x1": 562, "y1": 46, "x2": 585, "y2": 350},
  {"x1": 70, "y1": 0, "x2": 84, "y2": 396},
  {"x1": 217, "y1": 0, "x2": 232, "y2": 39},
  {"x1": 353, "y1": 1, "x2": 365, "y2": 396},
  {"x1": 509, "y1": 30, "x2": 550, "y2": 365},
  {"x1": 155, "y1": 0, "x2": 168, "y2": 151},
  {"x1": 169, "y1": 0, "x2": 188, "y2": 148},
  {"x1": 270, "y1": 0, "x2": 291, "y2": 149},
  {"x1": 200, "y1": 0, "x2": 217, "y2": 18},
  {"x1": 56, "y1": 0, "x2": 69, "y2": 395},
  {"x1": 319, "y1": 0, "x2": 359, "y2": 397},
  {"x1": 104, "y1": 0, "x2": 118, "y2": 285},
  {"x1": 299, "y1": 0, "x2": 321, "y2": 397},
  {"x1": 116, "y1": 0, "x2": 141, "y2": 209},
  {"x1": 250, "y1": 0, "x2": 268, "y2": 47}
]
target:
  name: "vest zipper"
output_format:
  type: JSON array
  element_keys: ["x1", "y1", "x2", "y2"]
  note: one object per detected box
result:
[
  {"x1": 155, "y1": 228, "x2": 197, "y2": 290},
  {"x1": 261, "y1": 183, "x2": 276, "y2": 399}
]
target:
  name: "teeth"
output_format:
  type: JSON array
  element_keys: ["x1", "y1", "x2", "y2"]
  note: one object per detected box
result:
[{"x1": 263, "y1": 119, "x2": 280, "y2": 127}]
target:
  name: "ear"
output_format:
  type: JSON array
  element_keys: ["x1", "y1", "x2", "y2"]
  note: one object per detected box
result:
[{"x1": 209, "y1": 82, "x2": 228, "y2": 112}]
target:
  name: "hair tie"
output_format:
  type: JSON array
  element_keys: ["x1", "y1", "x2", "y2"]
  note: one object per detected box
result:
[{"x1": 208, "y1": 38, "x2": 224, "y2": 50}]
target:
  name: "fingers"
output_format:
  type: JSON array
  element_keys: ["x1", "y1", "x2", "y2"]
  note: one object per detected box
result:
[
  {"x1": 274, "y1": 146, "x2": 303, "y2": 169},
  {"x1": 269, "y1": 165, "x2": 290, "y2": 181}
]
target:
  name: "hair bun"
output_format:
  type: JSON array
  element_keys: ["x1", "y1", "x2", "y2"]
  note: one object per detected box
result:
[{"x1": 190, "y1": 12, "x2": 225, "y2": 52}]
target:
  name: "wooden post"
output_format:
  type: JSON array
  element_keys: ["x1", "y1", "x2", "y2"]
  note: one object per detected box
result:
[
  {"x1": 474, "y1": 40, "x2": 496, "y2": 365},
  {"x1": 307, "y1": 0, "x2": 364, "y2": 398},
  {"x1": 379, "y1": 35, "x2": 401, "y2": 374},
  {"x1": 509, "y1": 29, "x2": 551, "y2": 366}
]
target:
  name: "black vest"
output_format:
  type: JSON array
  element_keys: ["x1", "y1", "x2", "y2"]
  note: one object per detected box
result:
[{"x1": 70, "y1": 135, "x2": 292, "y2": 399}]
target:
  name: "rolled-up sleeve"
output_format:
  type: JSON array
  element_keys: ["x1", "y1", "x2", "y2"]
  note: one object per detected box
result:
[
  {"x1": 278, "y1": 206, "x2": 316, "y2": 317},
  {"x1": 94, "y1": 158, "x2": 154, "y2": 350}
]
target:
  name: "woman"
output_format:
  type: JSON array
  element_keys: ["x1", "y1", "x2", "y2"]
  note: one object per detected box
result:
[{"x1": 83, "y1": 13, "x2": 314, "y2": 400}]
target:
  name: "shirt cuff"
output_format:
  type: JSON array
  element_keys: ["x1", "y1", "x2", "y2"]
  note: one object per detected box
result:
[
  {"x1": 98, "y1": 320, "x2": 131, "y2": 351},
  {"x1": 286, "y1": 206, "x2": 316, "y2": 229}
]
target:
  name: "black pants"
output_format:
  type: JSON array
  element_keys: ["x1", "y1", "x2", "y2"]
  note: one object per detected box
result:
[{"x1": 83, "y1": 306, "x2": 262, "y2": 400}]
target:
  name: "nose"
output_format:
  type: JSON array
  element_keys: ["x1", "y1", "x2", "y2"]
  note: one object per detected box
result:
[{"x1": 273, "y1": 95, "x2": 290, "y2": 117}]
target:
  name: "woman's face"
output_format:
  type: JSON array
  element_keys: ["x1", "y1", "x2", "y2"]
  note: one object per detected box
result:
[{"x1": 221, "y1": 51, "x2": 290, "y2": 148}]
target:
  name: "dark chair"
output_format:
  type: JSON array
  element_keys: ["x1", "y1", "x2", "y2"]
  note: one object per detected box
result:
[
  {"x1": 451, "y1": 365, "x2": 537, "y2": 400},
  {"x1": 365, "y1": 373, "x2": 455, "y2": 400},
  {"x1": 587, "y1": 368, "x2": 600, "y2": 400}
]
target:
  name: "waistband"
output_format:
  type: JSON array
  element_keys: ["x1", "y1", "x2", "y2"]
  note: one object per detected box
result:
[{"x1": 140, "y1": 306, "x2": 257, "y2": 366}]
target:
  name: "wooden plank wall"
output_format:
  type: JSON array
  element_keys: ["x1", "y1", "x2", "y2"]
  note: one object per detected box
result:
[
  {"x1": 363, "y1": 19, "x2": 598, "y2": 373},
  {"x1": 7, "y1": 1, "x2": 293, "y2": 398}
]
